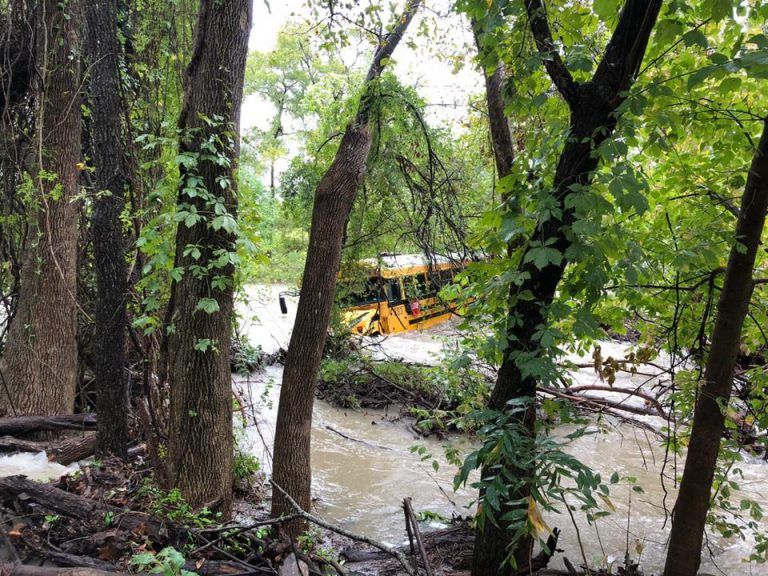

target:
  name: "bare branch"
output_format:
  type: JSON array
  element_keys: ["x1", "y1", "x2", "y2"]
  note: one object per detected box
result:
[{"x1": 269, "y1": 480, "x2": 416, "y2": 576}]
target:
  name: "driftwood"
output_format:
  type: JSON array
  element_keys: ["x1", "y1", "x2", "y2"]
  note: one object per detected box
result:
[
  {"x1": 0, "y1": 415, "x2": 97, "y2": 436},
  {"x1": 0, "y1": 476, "x2": 170, "y2": 541}
]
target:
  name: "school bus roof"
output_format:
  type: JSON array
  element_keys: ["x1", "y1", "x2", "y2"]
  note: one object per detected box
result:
[{"x1": 357, "y1": 253, "x2": 468, "y2": 278}]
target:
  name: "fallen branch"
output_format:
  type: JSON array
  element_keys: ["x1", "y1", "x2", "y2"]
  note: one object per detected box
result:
[
  {"x1": 402, "y1": 498, "x2": 433, "y2": 576},
  {"x1": 0, "y1": 436, "x2": 52, "y2": 454},
  {"x1": 0, "y1": 476, "x2": 171, "y2": 542},
  {"x1": 0, "y1": 564, "x2": 123, "y2": 576},
  {"x1": 538, "y1": 388, "x2": 662, "y2": 437},
  {"x1": 561, "y1": 384, "x2": 668, "y2": 418},
  {"x1": 269, "y1": 480, "x2": 415, "y2": 576},
  {"x1": 49, "y1": 435, "x2": 98, "y2": 465},
  {"x1": 0, "y1": 415, "x2": 97, "y2": 436},
  {"x1": 324, "y1": 426, "x2": 392, "y2": 451}
]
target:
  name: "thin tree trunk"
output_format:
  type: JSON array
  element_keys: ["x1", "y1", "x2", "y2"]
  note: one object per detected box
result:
[
  {"x1": 471, "y1": 1, "x2": 662, "y2": 574},
  {"x1": 84, "y1": 0, "x2": 130, "y2": 458},
  {"x1": 270, "y1": 0, "x2": 422, "y2": 537},
  {"x1": 663, "y1": 120, "x2": 768, "y2": 576},
  {"x1": 470, "y1": 15, "x2": 527, "y2": 571},
  {"x1": 166, "y1": 0, "x2": 251, "y2": 516},
  {"x1": 0, "y1": 0, "x2": 82, "y2": 418}
]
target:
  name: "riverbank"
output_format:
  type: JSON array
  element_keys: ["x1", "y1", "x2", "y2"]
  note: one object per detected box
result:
[{"x1": 233, "y1": 284, "x2": 768, "y2": 575}]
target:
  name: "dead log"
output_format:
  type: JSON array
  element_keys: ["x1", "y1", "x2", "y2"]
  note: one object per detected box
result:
[
  {"x1": 0, "y1": 476, "x2": 170, "y2": 542},
  {"x1": 0, "y1": 437, "x2": 51, "y2": 454},
  {"x1": 0, "y1": 564, "x2": 123, "y2": 576},
  {"x1": 0, "y1": 415, "x2": 97, "y2": 436},
  {"x1": 49, "y1": 436, "x2": 97, "y2": 466},
  {"x1": 0, "y1": 436, "x2": 142, "y2": 467}
]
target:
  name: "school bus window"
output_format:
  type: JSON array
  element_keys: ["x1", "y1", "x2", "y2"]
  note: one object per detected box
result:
[
  {"x1": 339, "y1": 278, "x2": 381, "y2": 306},
  {"x1": 405, "y1": 274, "x2": 429, "y2": 298},
  {"x1": 386, "y1": 279, "x2": 403, "y2": 302}
]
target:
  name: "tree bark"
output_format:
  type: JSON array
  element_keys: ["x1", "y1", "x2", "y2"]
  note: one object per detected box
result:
[
  {"x1": 471, "y1": 2, "x2": 662, "y2": 574},
  {"x1": 166, "y1": 0, "x2": 251, "y2": 517},
  {"x1": 663, "y1": 121, "x2": 768, "y2": 576},
  {"x1": 270, "y1": 0, "x2": 422, "y2": 537},
  {"x1": 84, "y1": 0, "x2": 130, "y2": 459},
  {"x1": 0, "y1": 0, "x2": 82, "y2": 418}
]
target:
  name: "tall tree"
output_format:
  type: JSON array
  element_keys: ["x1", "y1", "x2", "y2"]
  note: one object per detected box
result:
[
  {"x1": 663, "y1": 120, "x2": 768, "y2": 576},
  {"x1": 270, "y1": 0, "x2": 422, "y2": 536},
  {"x1": 166, "y1": 0, "x2": 251, "y2": 515},
  {"x1": 471, "y1": 1, "x2": 663, "y2": 573},
  {"x1": 84, "y1": 0, "x2": 130, "y2": 458},
  {"x1": 472, "y1": 18, "x2": 515, "y2": 185},
  {"x1": 0, "y1": 0, "x2": 82, "y2": 418}
]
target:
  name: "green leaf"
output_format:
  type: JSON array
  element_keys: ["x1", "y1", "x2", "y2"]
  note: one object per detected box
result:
[
  {"x1": 593, "y1": 0, "x2": 620, "y2": 21},
  {"x1": 710, "y1": 0, "x2": 732, "y2": 22},
  {"x1": 195, "y1": 298, "x2": 220, "y2": 314},
  {"x1": 524, "y1": 246, "x2": 563, "y2": 270},
  {"x1": 683, "y1": 30, "x2": 708, "y2": 49}
]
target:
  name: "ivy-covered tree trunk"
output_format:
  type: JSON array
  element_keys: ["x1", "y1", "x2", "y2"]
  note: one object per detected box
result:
[
  {"x1": 270, "y1": 0, "x2": 421, "y2": 537},
  {"x1": 166, "y1": 0, "x2": 251, "y2": 516},
  {"x1": 0, "y1": 0, "x2": 82, "y2": 418},
  {"x1": 84, "y1": 0, "x2": 130, "y2": 458},
  {"x1": 471, "y1": 1, "x2": 662, "y2": 574},
  {"x1": 663, "y1": 121, "x2": 768, "y2": 576}
]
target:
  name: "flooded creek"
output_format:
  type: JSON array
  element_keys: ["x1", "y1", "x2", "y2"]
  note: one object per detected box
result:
[{"x1": 238, "y1": 284, "x2": 768, "y2": 574}]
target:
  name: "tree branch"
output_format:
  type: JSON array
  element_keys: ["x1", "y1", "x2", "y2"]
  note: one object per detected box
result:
[
  {"x1": 365, "y1": 0, "x2": 421, "y2": 83},
  {"x1": 592, "y1": 0, "x2": 664, "y2": 100},
  {"x1": 523, "y1": 0, "x2": 576, "y2": 105},
  {"x1": 269, "y1": 480, "x2": 416, "y2": 576}
]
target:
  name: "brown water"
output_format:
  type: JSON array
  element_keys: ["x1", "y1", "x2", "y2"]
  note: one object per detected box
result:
[
  {"x1": 0, "y1": 287, "x2": 763, "y2": 572},
  {"x1": 237, "y1": 285, "x2": 768, "y2": 574}
]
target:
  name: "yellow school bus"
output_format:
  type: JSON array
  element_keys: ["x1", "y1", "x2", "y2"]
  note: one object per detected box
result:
[{"x1": 338, "y1": 253, "x2": 467, "y2": 336}]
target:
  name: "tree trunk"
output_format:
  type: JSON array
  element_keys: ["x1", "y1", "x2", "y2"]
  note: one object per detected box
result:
[
  {"x1": 0, "y1": 0, "x2": 82, "y2": 418},
  {"x1": 84, "y1": 0, "x2": 130, "y2": 458},
  {"x1": 270, "y1": 0, "x2": 422, "y2": 537},
  {"x1": 470, "y1": 17, "x2": 531, "y2": 571},
  {"x1": 663, "y1": 121, "x2": 768, "y2": 576},
  {"x1": 165, "y1": 0, "x2": 251, "y2": 517},
  {"x1": 471, "y1": 2, "x2": 662, "y2": 574}
]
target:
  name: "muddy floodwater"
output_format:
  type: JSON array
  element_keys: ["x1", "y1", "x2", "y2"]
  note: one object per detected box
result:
[{"x1": 237, "y1": 285, "x2": 768, "y2": 574}]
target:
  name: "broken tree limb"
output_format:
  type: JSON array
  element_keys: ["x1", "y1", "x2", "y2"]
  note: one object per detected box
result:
[
  {"x1": 538, "y1": 388, "x2": 663, "y2": 438},
  {"x1": 0, "y1": 476, "x2": 171, "y2": 541},
  {"x1": 0, "y1": 565, "x2": 124, "y2": 576},
  {"x1": 539, "y1": 386, "x2": 662, "y2": 418},
  {"x1": 561, "y1": 384, "x2": 668, "y2": 418},
  {"x1": 49, "y1": 435, "x2": 98, "y2": 466},
  {"x1": 0, "y1": 436, "x2": 143, "y2": 467},
  {"x1": 0, "y1": 437, "x2": 51, "y2": 454},
  {"x1": 0, "y1": 415, "x2": 97, "y2": 436},
  {"x1": 402, "y1": 498, "x2": 433, "y2": 576},
  {"x1": 269, "y1": 480, "x2": 415, "y2": 576}
]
